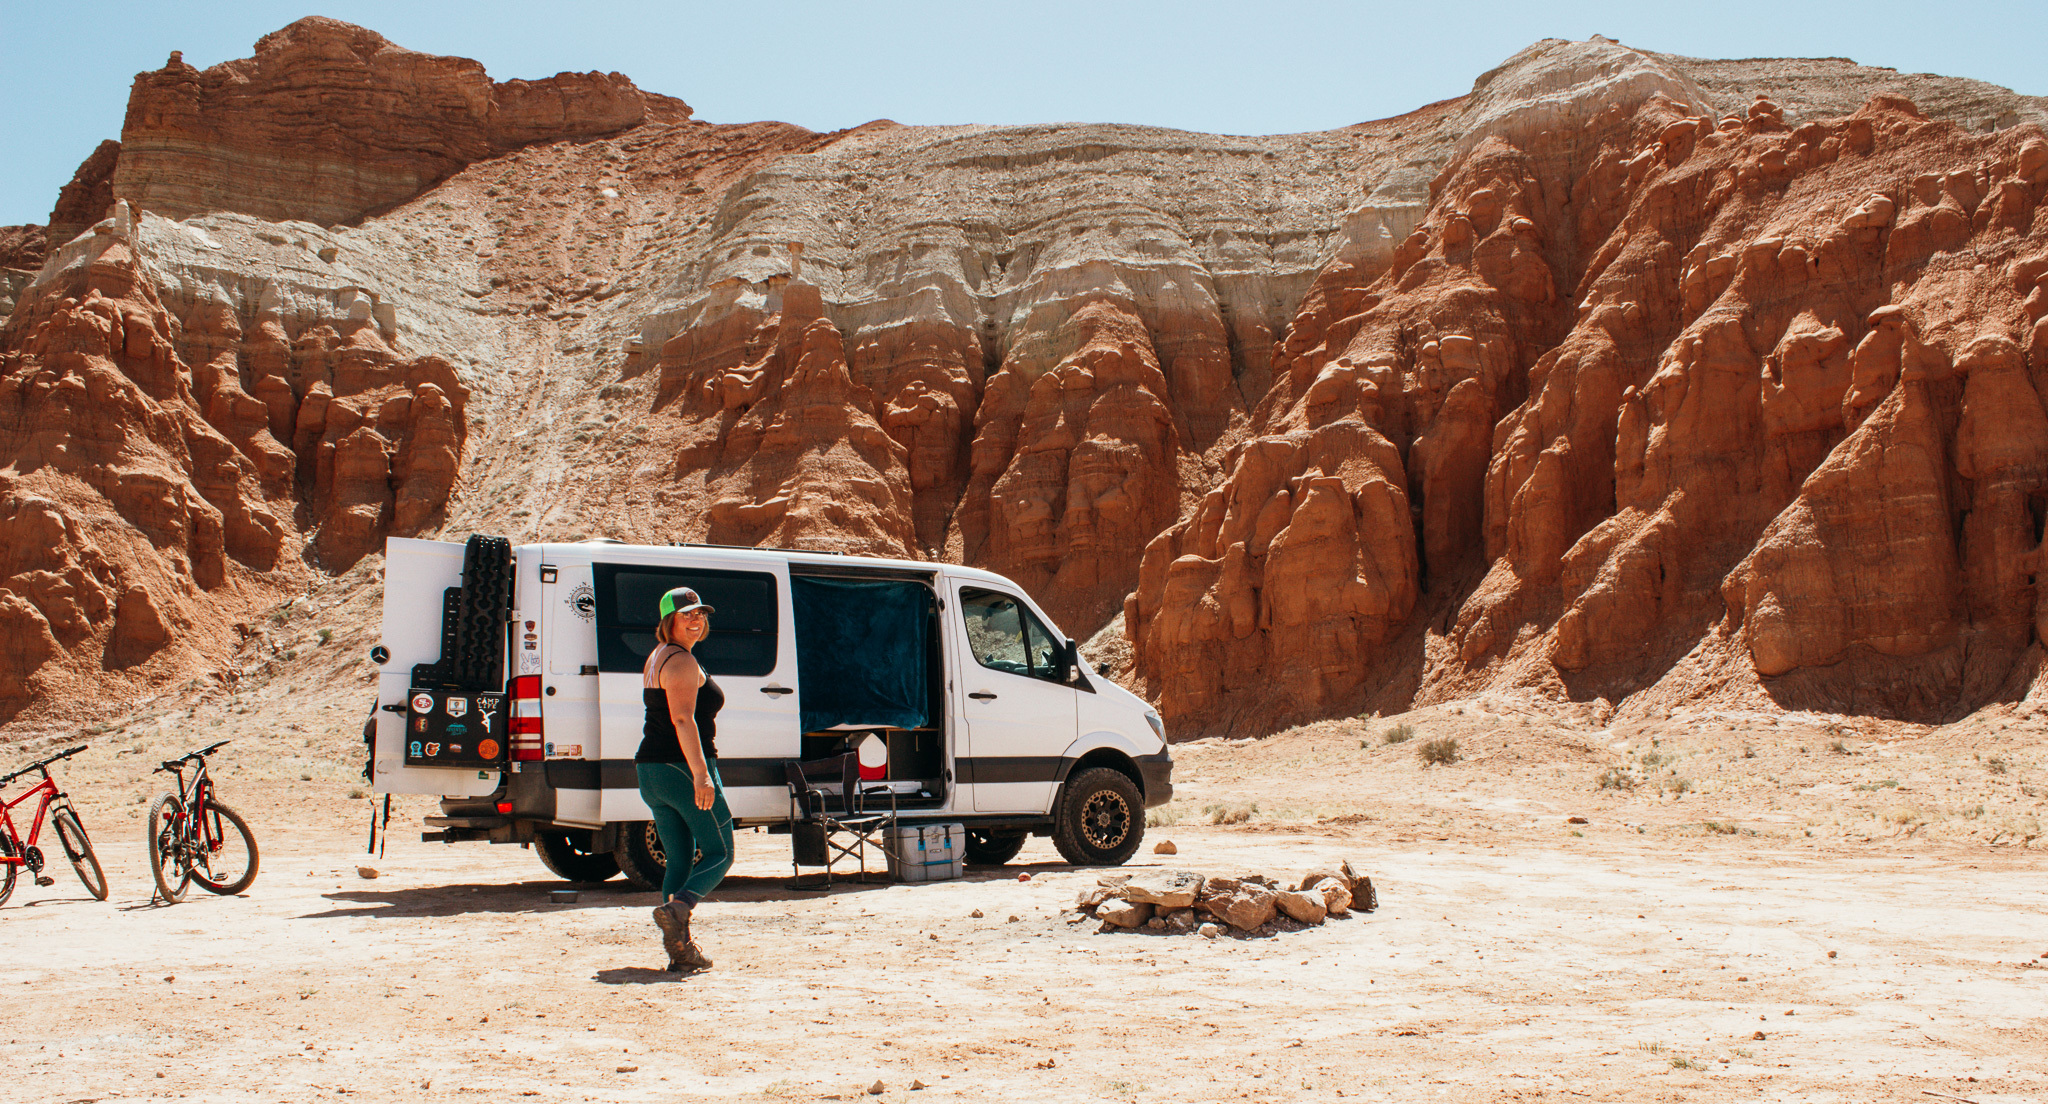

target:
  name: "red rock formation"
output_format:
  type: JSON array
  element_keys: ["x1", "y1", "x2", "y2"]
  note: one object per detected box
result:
[
  {"x1": 0, "y1": 229, "x2": 467, "y2": 716},
  {"x1": 0, "y1": 225, "x2": 47, "y2": 272},
  {"x1": 107, "y1": 19, "x2": 689, "y2": 230},
  {"x1": 1129, "y1": 87, "x2": 2048, "y2": 730},
  {"x1": 46, "y1": 139, "x2": 120, "y2": 246}
]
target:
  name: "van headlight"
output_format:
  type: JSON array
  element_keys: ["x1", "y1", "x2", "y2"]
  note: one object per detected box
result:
[{"x1": 1143, "y1": 710, "x2": 1164, "y2": 742}]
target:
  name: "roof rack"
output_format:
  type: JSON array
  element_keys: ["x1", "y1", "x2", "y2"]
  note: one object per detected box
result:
[{"x1": 665, "y1": 541, "x2": 846, "y2": 555}]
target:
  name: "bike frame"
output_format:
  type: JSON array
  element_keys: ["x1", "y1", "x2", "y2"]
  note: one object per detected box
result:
[
  {"x1": 0, "y1": 771, "x2": 61, "y2": 867},
  {"x1": 162, "y1": 761, "x2": 222, "y2": 854}
]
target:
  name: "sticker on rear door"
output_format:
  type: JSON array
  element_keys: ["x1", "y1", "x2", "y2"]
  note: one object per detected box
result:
[
  {"x1": 445, "y1": 697, "x2": 468, "y2": 717},
  {"x1": 411, "y1": 692, "x2": 433, "y2": 713}
]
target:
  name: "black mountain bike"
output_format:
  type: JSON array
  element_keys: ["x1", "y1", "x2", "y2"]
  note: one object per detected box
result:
[{"x1": 147, "y1": 741, "x2": 259, "y2": 903}]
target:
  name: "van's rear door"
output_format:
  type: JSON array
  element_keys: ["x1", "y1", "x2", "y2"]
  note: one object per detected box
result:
[
  {"x1": 590, "y1": 556, "x2": 800, "y2": 823},
  {"x1": 370, "y1": 537, "x2": 500, "y2": 797}
]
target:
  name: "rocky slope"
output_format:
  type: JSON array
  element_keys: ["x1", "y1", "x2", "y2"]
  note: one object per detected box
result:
[{"x1": 3, "y1": 21, "x2": 2046, "y2": 735}]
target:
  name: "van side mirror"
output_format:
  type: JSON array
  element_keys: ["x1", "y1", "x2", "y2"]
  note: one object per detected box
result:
[{"x1": 1062, "y1": 637, "x2": 1081, "y2": 682}]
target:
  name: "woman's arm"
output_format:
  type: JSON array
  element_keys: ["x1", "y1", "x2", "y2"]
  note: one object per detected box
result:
[{"x1": 661, "y1": 652, "x2": 717, "y2": 811}]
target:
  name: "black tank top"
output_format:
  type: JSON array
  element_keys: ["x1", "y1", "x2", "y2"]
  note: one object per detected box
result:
[{"x1": 637, "y1": 645, "x2": 723, "y2": 762}]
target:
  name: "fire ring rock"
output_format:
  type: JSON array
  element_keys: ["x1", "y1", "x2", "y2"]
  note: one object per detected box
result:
[{"x1": 1122, "y1": 870, "x2": 1206, "y2": 909}]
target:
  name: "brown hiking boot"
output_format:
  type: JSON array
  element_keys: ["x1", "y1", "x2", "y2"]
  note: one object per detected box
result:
[
  {"x1": 652, "y1": 899, "x2": 691, "y2": 964},
  {"x1": 677, "y1": 939, "x2": 713, "y2": 971}
]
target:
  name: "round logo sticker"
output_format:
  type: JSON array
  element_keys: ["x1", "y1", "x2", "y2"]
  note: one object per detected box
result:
[
  {"x1": 478, "y1": 739, "x2": 500, "y2": 760},
  {"x1": 411, "y1": 693, "x2": 433, "y2": 713}
]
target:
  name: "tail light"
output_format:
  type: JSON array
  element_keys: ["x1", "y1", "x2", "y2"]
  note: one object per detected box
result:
[{"x1": 510, "y1": 674, "x2": 543, "y2": 761}]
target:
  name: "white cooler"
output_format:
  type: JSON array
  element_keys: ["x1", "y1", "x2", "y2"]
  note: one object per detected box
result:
[{"x1": 886, "y1": 822, "x2": 965, "y2": 882}]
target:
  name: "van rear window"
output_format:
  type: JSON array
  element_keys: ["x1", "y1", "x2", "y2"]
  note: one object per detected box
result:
[{"x1": 593, "y1": 565, "x2": 778, "y2": 676}]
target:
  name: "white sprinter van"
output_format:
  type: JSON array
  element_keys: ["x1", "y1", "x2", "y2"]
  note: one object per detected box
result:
[{"x1": 366, "y1": 535, "x2": 1172, "y2": 887}]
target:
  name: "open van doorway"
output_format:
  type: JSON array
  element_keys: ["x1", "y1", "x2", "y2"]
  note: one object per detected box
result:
[{"x1": 953, "y1": 584, "x2": 1077, "y2": 812}]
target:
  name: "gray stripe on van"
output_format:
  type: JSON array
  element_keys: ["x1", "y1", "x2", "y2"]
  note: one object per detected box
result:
[{"x1": 545, "y1": 756, "x2": 1068, "y2": 791}]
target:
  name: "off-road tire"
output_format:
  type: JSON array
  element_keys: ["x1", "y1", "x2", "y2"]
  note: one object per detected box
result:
[
  {"x1": 536, "y1": 832, "x2": 621, "y2": 883},
  {"x1": 614, "y1": 821, "x2": 668, "y2": 892},
  {"x1": 52, "y1": 808, "x2": 108, "y2": 901},
  {"x1": 147, "y1": 793, "x2": 191, "y2": 903},
  {"x1": 963, "y1": 828, "x2": 1028, "y2": 866},
  {"x1": 1051, "y1": 767, "x2": 1145, "y2": 867},
  {"x1": 192, "y1": 801, "x2": 259, "y2": 895},
  {"x1": 0, "y1": 832, "x2": 19, "y2": 907}
]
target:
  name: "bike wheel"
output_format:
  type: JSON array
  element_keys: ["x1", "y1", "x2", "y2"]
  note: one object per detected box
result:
[
  {"x1": 191, "y1": 801, "x2": 259, "y2": 895},
  {"x1": 0, "y1": 832, "x2": 18, "y2": 908},
  {"x1": 52, "y1": 808, "x2": 108, "y2": 901},
  {"x1": 147, "y1": 793, "x2": 191, "y2": 903}
]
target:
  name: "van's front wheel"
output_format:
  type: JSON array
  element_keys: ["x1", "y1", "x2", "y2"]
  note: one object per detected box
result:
[{"x1": 1051, "y1": 767, "x2": 1144, "y2": 867}]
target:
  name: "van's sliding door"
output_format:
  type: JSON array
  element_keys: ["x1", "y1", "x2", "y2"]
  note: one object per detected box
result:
[{"x1": 591, "y1": 558, "x2": 800, "y2": 823}]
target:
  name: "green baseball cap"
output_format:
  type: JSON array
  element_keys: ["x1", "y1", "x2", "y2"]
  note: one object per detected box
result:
[{"x1": 659, "y1": 586, "x2": 714, "y2": 619}]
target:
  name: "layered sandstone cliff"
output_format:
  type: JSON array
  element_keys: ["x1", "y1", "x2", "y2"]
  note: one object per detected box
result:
[{"x1": 5, "y1": 23, "x2": 2046, "y2": 735}]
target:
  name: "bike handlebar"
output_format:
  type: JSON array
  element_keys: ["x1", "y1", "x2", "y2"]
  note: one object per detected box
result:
[
  {"x1": 155, "y1": 740, "x2": 231, "y2": 774},
  {"x1": 0, "y1": 744, "x2": 88, "y2": 785}
]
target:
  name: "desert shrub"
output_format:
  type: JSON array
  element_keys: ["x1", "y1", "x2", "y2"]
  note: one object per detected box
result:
[
  {"x1": 1669, "y1": 776, "x2": 1693, "y2": 795},
  {"x1": 1639, "y1": 750, "x2": 1670, "y2": 768},
  {"x1": 1829, "y1": 739, "x2": 1851, "y2": 755},
  {"x1": 1383, "y1": 723, "x2": 1415, "y2": 745},
  {"x1": 1703, "y1": 820, "x2": 1738, "y2": 835},
  {"x1": 1596, "y1": 767, "x2": 1638, "y2": 791},
  {"x1": 1146, "y1": 806, "x2": 1182, "y2": 828},
  {"x1": 1417, "y1": 737, "x2": 1460, "y2": 767},
  {"x1": 1203, "y1": 802, "x2": 1257, "y2": 825},
  {"x1": 1986, "y1": 756, "x2": 2010, "y2": 775}
]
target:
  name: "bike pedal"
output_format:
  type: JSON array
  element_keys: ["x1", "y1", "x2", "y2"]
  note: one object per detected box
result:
[{"x1": 34, "y1": 876, "x2": 54, "y2": 887}]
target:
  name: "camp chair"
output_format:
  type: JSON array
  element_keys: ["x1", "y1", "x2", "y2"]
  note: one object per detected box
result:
[{"x1": 784, "y1": 751, "x2": 897, "y2": 887}]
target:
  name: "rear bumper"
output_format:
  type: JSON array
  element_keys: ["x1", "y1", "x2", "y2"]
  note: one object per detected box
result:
[{"x1": 1134, "y1": 750, "x2": 1173, "y2": 808}]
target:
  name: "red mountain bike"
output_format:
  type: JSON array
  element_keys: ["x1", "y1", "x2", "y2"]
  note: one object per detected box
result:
[
  {"x1": 147, "y1": 740, "x2": 259, "y2": 903},
  {"x1": 0, "y1": 745, "x2": 108, "y2": 906}
]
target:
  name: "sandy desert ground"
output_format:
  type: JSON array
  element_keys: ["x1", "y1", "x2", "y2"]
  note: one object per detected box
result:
[{"x1": 3, "y1": 679, "x2": 2047, "y2": 1104}]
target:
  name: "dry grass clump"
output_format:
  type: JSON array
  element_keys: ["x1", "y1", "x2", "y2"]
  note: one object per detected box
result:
[
  {"x1": 1203, "y1": 802, "x2": 1257, "y2": 825},
  {"x1": 1418, "y1": 737, "x2": 1460, "y2": 767},
  {"x1": 1382, "y1": 723, "x2": 1415, "y2": 745}
]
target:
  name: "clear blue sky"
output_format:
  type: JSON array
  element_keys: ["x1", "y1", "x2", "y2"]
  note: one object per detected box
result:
[{"x1": 2, "y1": 0, "x2": 2042, "y2": 228}]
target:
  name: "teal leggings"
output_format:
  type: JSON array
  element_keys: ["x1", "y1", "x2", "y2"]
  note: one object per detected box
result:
[{"x1": 635, "y1": 759, "x2": 734, "y2": 904}]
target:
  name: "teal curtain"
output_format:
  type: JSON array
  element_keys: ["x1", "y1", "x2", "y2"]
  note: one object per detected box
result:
[{"x1": 792, "y1": 577, "x2": 931, "y2": 733}]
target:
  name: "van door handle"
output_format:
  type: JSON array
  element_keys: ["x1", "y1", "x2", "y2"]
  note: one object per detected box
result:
[
  {"x1": 969, "y1": 691, "x2": 997, "y2": 701},
  {"x1": 760, "y1": 686, "x2": 794, "y2": 696}
]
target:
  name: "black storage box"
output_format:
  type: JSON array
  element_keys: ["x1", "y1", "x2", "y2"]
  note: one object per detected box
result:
[{"x1": 403, "y1": 687, "x2": 509, "y2": 768}]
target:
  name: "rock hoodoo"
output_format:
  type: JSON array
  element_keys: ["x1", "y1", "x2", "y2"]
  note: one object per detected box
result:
[{"x1": 5, "y1": 22, "x2": 2048, "y2": 732}]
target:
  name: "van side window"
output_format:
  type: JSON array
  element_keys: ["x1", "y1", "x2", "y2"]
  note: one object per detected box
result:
[
  {"x1": 960, "y1": 587, "x2": 1064, "y2": 682},
  {"x1": 593, "y1": 565, "x2": 778, "y2": 676}
]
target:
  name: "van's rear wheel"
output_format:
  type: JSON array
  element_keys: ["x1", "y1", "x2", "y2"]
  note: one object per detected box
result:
[
  {"x1": 536, "y1": 833, "x2": 620, "y2": 884},
  {"x1": 963, "y1": 828, "x2": 1028, "y2": 866},
  {"x1": 614, "y1": 821, "x2": 667, "y2": 892},
  {"x1": 1051, "y1": 767, "x2": 1144, "y2": 867}
]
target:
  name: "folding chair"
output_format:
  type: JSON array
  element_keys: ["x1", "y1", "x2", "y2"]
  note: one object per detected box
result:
[{"x1": 784, "y1": 751, "x2": 897, "y2": 887}]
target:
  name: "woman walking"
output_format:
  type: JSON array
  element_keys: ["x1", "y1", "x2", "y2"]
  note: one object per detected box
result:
[{"x1": 637, "y1": 586, "x2": 733, "y2": 972}]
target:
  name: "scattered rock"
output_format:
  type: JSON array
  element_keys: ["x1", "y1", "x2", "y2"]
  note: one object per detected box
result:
[
  {"x1": 1075, "y1": 886, "x2": 1114, "y2": 910},
  {"x1": 969, "y1": 908, "x2": 983, "y2": 918},
  {"x1": 356, "y1": 866, "x2": 379, "y2": 879},
  {"x1": 616, "y1": 1065, "x2": 638, "y2": 1073},
  {"x1": 1753, "y1": 1031, "x2": 1767, "y2": 1041},
  {"x1": 1017, "y1": 873, "x2": 1031, "y2": 882},
  {"x1": 910, "y1": 1080, "x2": 926, "y2": 1091},
  {"x1": 1567, "y1": 816, "x2": 1589, "y2": 824},
  {"x1": 1154, "y1": 839, "x2": 1177, "y2": 855},
  {"x1": 868, "y1": 1079, "x2": 885, "y2": 1095},
  {"x1": 1198, "y1": 923, "x2": 1221, "y2": 939}
]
